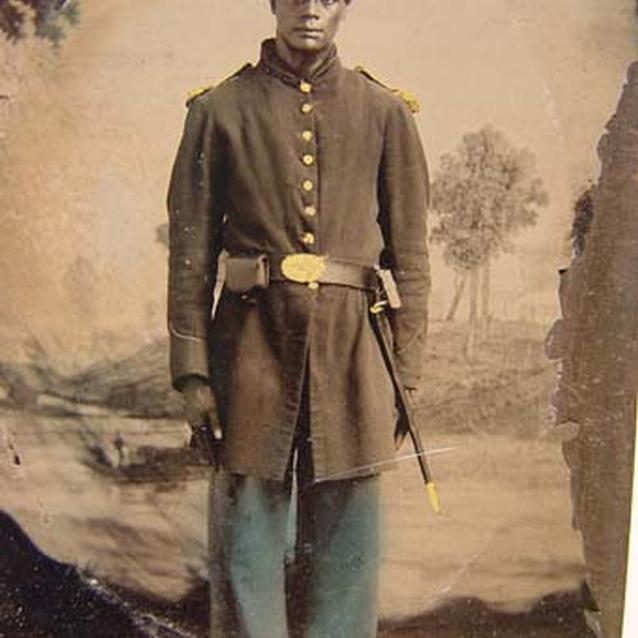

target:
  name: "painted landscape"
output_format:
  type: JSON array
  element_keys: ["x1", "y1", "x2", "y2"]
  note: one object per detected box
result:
[
  {"x1": 2, "y1": 2, "x2": 637, "y2": 637},
  {"x1": 1, "y1": 320, "x2": 591, "y2": 637}
]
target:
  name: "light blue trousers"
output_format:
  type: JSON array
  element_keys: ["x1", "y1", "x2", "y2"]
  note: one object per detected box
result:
[{"x1": 208, "y1": 471, "x2": 381, "y2": 638}]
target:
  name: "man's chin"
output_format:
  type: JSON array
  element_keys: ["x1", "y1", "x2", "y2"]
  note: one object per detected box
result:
[{"x1": 287, "y1": 36, "x2": 328, "y2": 53}]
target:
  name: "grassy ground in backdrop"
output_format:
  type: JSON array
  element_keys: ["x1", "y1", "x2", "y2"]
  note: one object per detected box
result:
[{"x1": 1, "y1": 320, "x2": 588, "y2": 637}]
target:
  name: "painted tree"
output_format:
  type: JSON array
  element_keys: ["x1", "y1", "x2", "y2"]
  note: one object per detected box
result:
[
  {"x1": 430, "y1": 125, "x2": 548, "y2": 355},
  {"x1": 0, "y1": 0, "x2": 79, "y2": 44}
]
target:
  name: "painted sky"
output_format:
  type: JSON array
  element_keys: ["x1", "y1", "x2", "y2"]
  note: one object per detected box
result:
[{"x1": 1, "y1": 1, "x2": 636, "y2": 366}]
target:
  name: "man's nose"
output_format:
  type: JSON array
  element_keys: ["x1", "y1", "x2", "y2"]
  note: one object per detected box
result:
[{"x1": 297, "y1": 0, "x2": 322, "y2": 17}]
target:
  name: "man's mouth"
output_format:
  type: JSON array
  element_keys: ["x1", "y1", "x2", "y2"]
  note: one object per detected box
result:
[{"x1": 294, "y1": 28, "x2": 323, "y2": 37}]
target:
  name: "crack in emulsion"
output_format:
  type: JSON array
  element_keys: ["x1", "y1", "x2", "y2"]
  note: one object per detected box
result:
[
  {"x1": 8, "y1": 440, "x2": 21, "y2": 465},
  {"x1": 1, "y1": 426, "x2": 22, "y2": 465},
  {"x1": 316, "y1": 446, "x2": 460, "y2": 482},
  {"x1": 423, "y1": 527, "x2": 503, "y2": 609}
]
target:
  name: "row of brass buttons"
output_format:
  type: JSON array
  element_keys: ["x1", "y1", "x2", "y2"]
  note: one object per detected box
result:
[{"x1": 299, "y1": 80, "x2": 316, "y2": 249}]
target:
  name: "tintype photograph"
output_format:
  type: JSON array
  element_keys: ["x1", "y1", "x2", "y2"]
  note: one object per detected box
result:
[{"x1": 0, "y1": 1, "x2": 637, "y2": 637}]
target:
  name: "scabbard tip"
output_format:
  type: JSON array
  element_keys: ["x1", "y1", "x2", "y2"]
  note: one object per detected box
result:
[{"x1": 426, "y1": 482, "x2": 442, "y2": 514}]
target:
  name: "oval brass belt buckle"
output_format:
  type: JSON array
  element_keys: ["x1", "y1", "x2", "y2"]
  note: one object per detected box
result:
[{"x1": 280, "y1": 254, "x2": 326, "y2": 284}]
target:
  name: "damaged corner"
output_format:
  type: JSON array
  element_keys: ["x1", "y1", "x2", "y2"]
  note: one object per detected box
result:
[{"x1": 548, "y1": 61, "x2": 638, "y2": 638}]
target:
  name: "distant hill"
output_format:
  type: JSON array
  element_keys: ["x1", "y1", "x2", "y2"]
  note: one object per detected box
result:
[
  {"x1": 69, "y1": 321, "x2": 553, "y2": 437},
  {"x1": 68, "y1": 338, "x2": 181, "y2": 418},
  {"x1": 0, "y1": 338, "x2": 180, "y2": 418},
  {"x1": 0, "y1": 321, "x2": 553, "y2": 435}
]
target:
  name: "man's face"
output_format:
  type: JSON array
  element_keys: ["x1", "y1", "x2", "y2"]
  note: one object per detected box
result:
[{"x1": 271, "y1": 0, "x2": 348, "y2": 53}]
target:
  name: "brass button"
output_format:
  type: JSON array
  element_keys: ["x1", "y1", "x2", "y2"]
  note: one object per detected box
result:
[
  {"x1": 308, "y1": 282, "x2": 319, "y2": 290},
  {"x1": 300, "y1": 81, "x2": 312, "y2": 94},
  {"x1": 303, "y1": 205, "x2": 317, "y2": 217},
  {"x1": 301, "y1": 232, "x2": 315, "y2": 245},
  {"x1": 302, "y1": 179, "x2": 314, "y2": 192},
  {"x1": 301, "y1": 102, "x2": 314, "y2": 114},
  {"x1": 302, "y1": 154, "x2": 315, "y2": 166},
  {"x1": 302, "y1": 130, "x2": 313, "y2": 142}
]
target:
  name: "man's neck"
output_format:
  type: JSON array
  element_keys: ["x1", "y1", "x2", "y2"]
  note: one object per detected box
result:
[{"x1": 274, "y1": 35, "x2": 333, "y2": 78}]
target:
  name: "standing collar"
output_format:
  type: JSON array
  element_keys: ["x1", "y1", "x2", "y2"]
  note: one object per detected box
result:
[{"x1": 258, "y1": 38, "x2": 342, "y2": 89}]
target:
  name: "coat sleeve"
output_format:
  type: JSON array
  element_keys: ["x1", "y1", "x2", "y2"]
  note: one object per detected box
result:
[
  {"x1": 377, "y1": 99, "x2": 431, "y2": 389},
  {"x1": 166, "y1": 96, "x2": 225, "y2": 391}
]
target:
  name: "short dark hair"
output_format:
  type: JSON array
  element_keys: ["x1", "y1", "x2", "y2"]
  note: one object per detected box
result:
[{"x1": 270, "y1": 0, "x2": 352, "y2": 9}]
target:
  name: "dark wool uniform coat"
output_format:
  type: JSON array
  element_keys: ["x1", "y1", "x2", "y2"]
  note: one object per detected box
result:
[{"x1": 167, "y1": 39, "x2": 430, "y2": 482}]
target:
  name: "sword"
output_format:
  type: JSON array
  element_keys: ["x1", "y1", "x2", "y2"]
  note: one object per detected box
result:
[{"x1": 369, "y1": 295, "x2": 441, "y2": 514}]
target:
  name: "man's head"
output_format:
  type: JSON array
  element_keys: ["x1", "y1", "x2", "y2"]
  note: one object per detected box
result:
[{"x1": 270, "y1": 0, "x2": 351, "y2": 54}]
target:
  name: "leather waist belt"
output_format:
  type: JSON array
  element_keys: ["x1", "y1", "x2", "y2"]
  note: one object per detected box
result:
[{"x1": 269, "y1": 254, "x2": 378, "y2": 291}]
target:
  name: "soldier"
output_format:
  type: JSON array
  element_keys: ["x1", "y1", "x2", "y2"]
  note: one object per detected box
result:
[{"x1": 167, "y1": 1, "x2": 430, "y2": 636}]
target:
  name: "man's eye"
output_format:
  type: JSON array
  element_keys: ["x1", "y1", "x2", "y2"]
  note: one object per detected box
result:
[
  {"x1": 292, "y1": 0, "x2": 340, "y2": 6},
  {"x1": 293, "y1": 0, "x2": 339, "y2": 5}
]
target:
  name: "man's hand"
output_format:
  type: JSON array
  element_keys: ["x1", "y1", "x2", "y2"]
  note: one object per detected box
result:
[{"x1": 181, "y1": 377, "x2": 222, "y2": 467}]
